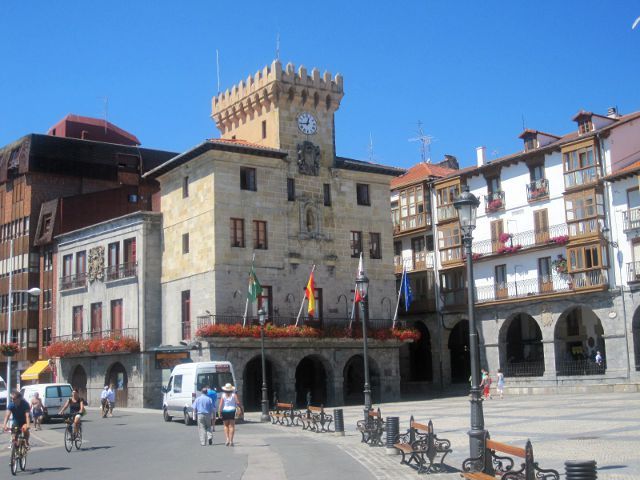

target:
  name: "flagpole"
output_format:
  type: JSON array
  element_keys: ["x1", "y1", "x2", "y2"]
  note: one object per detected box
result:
[
  {"x1": 295, "y1": 265, "x2": 315, "y2": 327},
  {"x1": 392, "y1": 265, "x2": 405, "y2": 329},
  {"x1": 243, "y1": 253, "x2": 256, "y2": 327}
]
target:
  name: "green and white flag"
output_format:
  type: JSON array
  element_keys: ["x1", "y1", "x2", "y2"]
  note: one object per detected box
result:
[{"x1": 247, "y1": 263, "x2": 262, "y2": 302}]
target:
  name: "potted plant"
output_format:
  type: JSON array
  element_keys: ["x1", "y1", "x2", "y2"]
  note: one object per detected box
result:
[
  {"x1": 552, "y1": 254, "x2": 568, "y2": 274},
  {"x1": 487, "y1": 198, "x2": 503, "y2": 212},
  {"x1": 0, "y1": 342, "x2": 20, "y2": 357}
]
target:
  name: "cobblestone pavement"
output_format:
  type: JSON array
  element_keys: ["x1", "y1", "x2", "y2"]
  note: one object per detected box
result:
[{"x1": 247, "y1": 391, "x2": 640, "y2": 479}]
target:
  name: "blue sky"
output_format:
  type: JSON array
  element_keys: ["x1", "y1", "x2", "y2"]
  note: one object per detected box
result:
[{"x1": 1, "y1": 1, "x2": 639, "y2": 169}]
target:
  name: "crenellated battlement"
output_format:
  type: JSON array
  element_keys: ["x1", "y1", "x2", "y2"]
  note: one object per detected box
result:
[{"x1": 211, "y1": 60, "x2": 344, "y2": 133}]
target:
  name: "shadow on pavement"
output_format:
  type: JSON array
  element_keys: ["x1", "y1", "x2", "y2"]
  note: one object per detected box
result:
[
  {"x1": 24, "y1": 467, "x2": 71, "y2": 475},
  {"x1": 80, "y1": 446, "x2": 113, "y2": 452}
]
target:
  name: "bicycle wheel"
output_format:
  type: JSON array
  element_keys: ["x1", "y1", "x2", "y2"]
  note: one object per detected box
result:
[
  {"x1": 74, "y1": 425, "x2": 83, "y2": 450},
  {"x1": 10, "y1": 443, "x2": 18, "y2": 476},
  {"x1": 64, "y1": 425, "x2": 73, "y2": 452},
  {"x1": 19, "y1": 444, "x2": 27, "y2": 471}
]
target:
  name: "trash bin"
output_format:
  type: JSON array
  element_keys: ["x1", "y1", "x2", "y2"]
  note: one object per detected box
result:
[{"x1": 565, "y1": 460, "x2": 597, "y2": 480}]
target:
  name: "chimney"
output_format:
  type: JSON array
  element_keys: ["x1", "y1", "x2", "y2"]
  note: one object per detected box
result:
[
  {"x1": 476, "y1": 146, "x2": 487, "y2": 167},
  {"x1": 607, "y1": 106, "x2": 619, "y2": 119}
]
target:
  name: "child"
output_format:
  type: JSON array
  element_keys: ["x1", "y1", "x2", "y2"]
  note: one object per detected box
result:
[
  {"x1": 482, "y1": 370, "x2": 492, "y2": 399},
  {"x1": 496, "y1": 369, "x2": 505, "y2": 399}
]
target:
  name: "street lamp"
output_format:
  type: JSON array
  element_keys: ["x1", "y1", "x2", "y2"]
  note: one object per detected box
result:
[
  {"x1": 5, "y1": 238, "x2": 41, "y2": 395},
  {"x1": 453, "y1": 184, "x2": 486, "y2": 464},
  {"x1": 257, "y1": 307, "x2": 270, "y2": 422},
  {"x1": 355, "y1": 271, "x2": 372, "y2": 412}
]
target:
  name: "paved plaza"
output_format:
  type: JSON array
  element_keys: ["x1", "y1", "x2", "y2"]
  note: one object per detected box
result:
[{"x1": 1, "y1": 391, "x2": 638, "y2": 479}]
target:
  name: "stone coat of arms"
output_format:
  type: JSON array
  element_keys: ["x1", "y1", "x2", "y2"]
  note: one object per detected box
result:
[
  {"x1": 88, "y1": 246, "x2": 105, "y2": 282},
  {"x1": 297, "y1": 141, "x2": 320, "y2": 176}
]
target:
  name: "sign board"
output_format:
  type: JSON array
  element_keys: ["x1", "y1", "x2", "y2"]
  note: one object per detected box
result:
[
  {"x1": 215, "y1": 363, "x2": 230, "y2": 373},
  {"x1": 155, "y1": 351, "x2": 191, "y2": 370}
]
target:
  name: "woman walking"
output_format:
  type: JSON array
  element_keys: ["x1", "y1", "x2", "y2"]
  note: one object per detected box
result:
[
  {"x1": 496, "y1": 369, "x2": 505, "y2": 399},
  {"x1": 218, "y1": 383, "x2": 242, "y2": 447}
]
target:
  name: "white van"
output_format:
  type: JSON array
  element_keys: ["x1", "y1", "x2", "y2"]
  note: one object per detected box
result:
[
  {"x1": 0, "y1": 376, "x2": 6, "y2": 410},
  {"x1": 20, "y1": 383, "x2": 73, "y2": 422},
  {"x1": 162, "y1": 361, "x2": 237, "y2": 425}
]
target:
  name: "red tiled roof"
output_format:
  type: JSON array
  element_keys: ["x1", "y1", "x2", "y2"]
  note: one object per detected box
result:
[
  {"x1": 390, "y1": 162, "x2": 457, "y2": 189},
  {"x1": 48, "y1": 114, "x2": 141, "y2": 145},
  {"x1": 518, "y1": 129, "x2": 561, "y2": 139},
  {"x1": 605, "y1": 159, "x2": 640, "y2": 182}
]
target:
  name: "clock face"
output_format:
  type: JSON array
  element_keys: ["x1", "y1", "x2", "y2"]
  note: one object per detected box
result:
[{"x1": 297, "y1": 112, "x2": 317, "y2": 135}]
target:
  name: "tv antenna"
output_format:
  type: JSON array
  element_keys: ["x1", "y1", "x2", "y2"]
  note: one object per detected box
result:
[
  {"x1": 276, "y1": 32, "x2": 280, "y2": 60},
  {"x1": 216, "y1": 49, "x2": 221, "y2": 94},
  {"x1": 409, "y1": 121, "x2": 435, "y2": 163},
  {"x1": 97, "y1": 96, "x2": 109, "y2": 134},
  {"x1": 368, "y1": 132, "x2": 374, "y2": 162}
]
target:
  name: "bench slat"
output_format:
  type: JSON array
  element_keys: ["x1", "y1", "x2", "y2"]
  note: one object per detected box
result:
[
  {"x1": 486, "y1": 440, "x2": 526, "y2": 458},
  {"x1": 460, "y1": 473, "x2": 495, "y2": 480},
  {"x1": 394, "y1": 443, "x2": 414, "y2": 453},
  {"x1": 410, "y1": 421, "x2": 430, "y2": 432}
]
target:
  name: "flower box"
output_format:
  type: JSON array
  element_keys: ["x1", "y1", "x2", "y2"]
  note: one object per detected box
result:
[
  {"x1": 46, "y1": 337, "x2": 140, "y2": 358},
  {"x1": 487, "y1": 199, "x2": 503, "y2": 212},
  {"x1": 0, "y1": 343, "x2": 20, "y2": 356},
  {"x1": 549, "y1": 235, "x2": 569, "y2": 245}
]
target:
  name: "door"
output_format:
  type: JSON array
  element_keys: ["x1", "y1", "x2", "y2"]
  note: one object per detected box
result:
[
  {"x1": 632, "y1": 241, "x2": 640, "y2": 281},
  {"x1": 538, "y1": 257, "x2": 553, "y2": 292},
  {"x1": 106, "y1": 363, "x2": 128, "y2": 408},
  {"x1": 490, "y1": 220, "x2": 504, "y2": 253},
  {"x1": 495, "y1": 264, "x2": 507, "y2": 299},
  {"x1": 411, "y1": 236, "x2": 425, "y2": 269},
  {"x1": 534, "y1": 209, "x2": 549, "y2": 244}
]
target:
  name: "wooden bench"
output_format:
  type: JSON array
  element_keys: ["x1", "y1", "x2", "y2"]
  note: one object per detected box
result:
[
  {"x1": 461, "y1": 434, "x2": 559, "y2": 480},
  {"x1": 394, "y1": 417, "x2": 452, "y2": 474},
  {"x1": 299, "y1": 405, "x2": 333, "y2": 433},
  {"x1": 356, "y1": 408, "x2": 385, "y2": 446},
  {"x1": 269, "y1": 402, "x2": 299, "y2": 427}
]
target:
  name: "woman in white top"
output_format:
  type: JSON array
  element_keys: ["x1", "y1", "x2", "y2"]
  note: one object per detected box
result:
[{"x1": 218, "y1": 383, "x2": 242, "y2": 446}]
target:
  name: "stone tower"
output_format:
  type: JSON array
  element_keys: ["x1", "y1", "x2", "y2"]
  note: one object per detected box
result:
[{"x1": 211, "y1": 60, "x2": 344, "y2": 169}]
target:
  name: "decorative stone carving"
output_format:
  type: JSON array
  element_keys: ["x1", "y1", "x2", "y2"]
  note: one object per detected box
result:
[
  {"x1": 88, "y1": 246, "x2": 105, "y2": 283},
  {"x1": 541, "y1": 304, "x2": 553, "y2": 327},
  {"x1": 297, "y1": 141, "x2": 320, "y2": 176},
  {"x1": 298, "y1": 201, "x2": 326, "y2": 240}
]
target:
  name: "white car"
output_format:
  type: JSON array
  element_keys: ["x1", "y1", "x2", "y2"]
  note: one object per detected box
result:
[
  {"x1": 20, "y1": 383, "x2": 73, "y2": 422},
  {"x1": 0, "y1": 376, "x2": 6, "y2": 410},
  {"x1": 162, "y1": 361, "x2": 238, "y2": 425}
]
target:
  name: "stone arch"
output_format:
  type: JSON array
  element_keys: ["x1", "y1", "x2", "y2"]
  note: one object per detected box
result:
[
  {"x1": 342, "y1": 354, "x2": 380, "y2": 405},
  {"x1": 295, "y1": 355, "x2": 330, "y2": 407},
  {"x1": 498, "y1": 313, "x2": 544, "y2": 377},
  {"x1": 408, "y1": 321, "x2": 433, "y2": 382},
  {"x1": 105, "y1": 362, "x2": 128, "y2": 407},
  {"x1": 70, "y1": 365, "x2": 87, "y2": 400},
  {"x1": 554, "y1": 306, "x2": 606, "y2": 375},
  {"x1": 242, "y1": 355, "x2": 275, "y2": 412},
  {"x1": 448, "y1": 320, "x2": 471, "y2": 383},
  {"x1": 301, "y1": 89, "x2": 308, "y2": 105},
  {"x1": 325, "y1": 94, "x2": 332, "y2": 110},
  {"x1": 287, "y1": 87, "x2": 294, "y2": 102},
  {"x1": 313, "y1": 92, "x2": 320, "y2": 108},
  {"x1": 632, "y1": 306, "x2": 640, "y2": 371}
]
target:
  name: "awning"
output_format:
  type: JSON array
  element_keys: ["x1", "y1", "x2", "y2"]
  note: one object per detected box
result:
[{"x1": 21, "y1": 361, "x2": 51, "y2": 381}]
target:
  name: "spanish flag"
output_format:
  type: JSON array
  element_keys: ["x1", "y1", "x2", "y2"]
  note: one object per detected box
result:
[{"x1": 305, "y1": 271, "x2": 315, "y2": 317}]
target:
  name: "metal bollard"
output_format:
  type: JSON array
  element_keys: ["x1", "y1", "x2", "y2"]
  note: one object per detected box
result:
[
  {"x1": 565, "y1": 460, "x2": 597, "y2": 480},
  {"x1": 333, "y1": 408, "x2": 345, "y2": 436},
  {"x1": 385, "y1": 416, "x2": 400, "y2": 455}
]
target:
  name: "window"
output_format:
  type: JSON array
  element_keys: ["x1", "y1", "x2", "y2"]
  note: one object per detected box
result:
[
  {"x1": 181, "y1": 290, "x2": 191, "y2": 340},
  {"x1": 438, "y1": 224, "x2": 462, "y2": 263},
  {"x1": 108, "y1": 242, "x2": 120, "y2": 267},
  {"x1": 44, "y1": 250, "x2": 53, "y2": 271},
  {"x1": 564, "y1": 189, "x2": 604, "y2": 236},
  {"x1": 173, "y1": 375, "x2": 183, "y2": 394},
  {"x1": 533, "y1": 209, "x2": 549, "y2": 243},
  {"x1": 487, "y1": 177, "x2": 501, "y2": 194},
  {"x1": 76, "y1": 251, "x2": 86, "y2": 275},
  {"x1": 568, "y1": 244, "x2": 606, "y2": 271},
  {"x1": 490, "y1": 220, "x2": 504, "y2": 252},
  {"x1": 182, "y1": 233, "x2": 189, "y2": 254},
  {"x1": 257, "y1": 285, "x2": 273, "y2": 318},
  {"x1": 529, "y1": 165, "x2": 545, "y2": 182},
  {"x1": 323, "y1": 184, "x2": 331, "y2": 206},
  {"x1": 350, "y1": 231, "x2": 363, "y2": 257},
  {"x1": 43, "y1": 289, "x2": 52, "y2": 309},
  {"x1": 356, "y1": 183, "x2": 370, "y2": 206},
  {"x1": 393, "y1": 241, "x2": 402, "y2": 256},
  {"x1": 261, "y1": 120, "x2": 267, "y2": 139},
  {"x1": 411, "y1": 236, "x2": 425, "y2": 253},
  {"x1": 72, "y1": 306, "x2": 83, "y2": 338},
  {"x1": 124, "y1": 237, "x2": 136, "y2": 265},
  {"x1": 91, "y1": 302, "x2": 102, "y2": 335},
  {"x1": 182, "y1": 176, "x2": 189, "y2": 198},
  {"x1": 63, "y1": 254, "x2": 73, "y2": 277},
  {"x1": 436, "y1": 184, "x2": 460, "y2": 221},
  {"x1": 230, "y1": 218, "x2": 245, "y2": 248},
  {"x1": 399, "y1": 185, "x2": 427, "y2": 230},
  {"x1": 287, "y1": 178, "x2": 295, "y2": 201},
  {"x1": 311, "y1": 288, "x2": 323, "y2": 320},
  {"x1": 42, "y1": 328, "x2": 52, "y2": 347},
  {"x1": 253, "y1": 221, "x2": 268, "y2": 250},
  {"x1": 111, "y1": 299, "x2": 123, "y2": 332},
  {"x1": 369, "y1": 233, "x2": 381, "y2": 259},
  {"x1": 578, "y1": 118, "x2": 593, "y2": 134},
  {"x1": 538, "y1": 257, "x2": 552, "y2": 292},
  {"x1": 426, "y1": 235, "x2": 434, "y2": 251},
  {"x1": 563, "y1": 146, "x2": 598, "y2": 189},
  {"x1": 240, "y1": 167, "x2": 257, "y2": 191},
  {"x1": 524, "y1": 136, "x2": 537, "y2": 151}
]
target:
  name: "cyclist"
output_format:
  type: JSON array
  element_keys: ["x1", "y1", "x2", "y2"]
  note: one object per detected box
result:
[
  {"x1": 58, "y1": 389, "x2": 85, "y2": 435},
  {"x1": 2, "y1": 390, "x2": 31, "y2": 448}
]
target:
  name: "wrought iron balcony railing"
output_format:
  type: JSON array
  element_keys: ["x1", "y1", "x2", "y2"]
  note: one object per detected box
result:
[
  {"x1": 105, "y1": 262, "x2": 138, "y2": 282},
  {"x1": 52, "y1": 327, "x2": 138, "y2": 343},
  {"x1": 471, "y1": 223, "x2": 568, "y2": 257},
  {"x1": 195, "y1": 315, "x2": 397, "y2": 331},
  {"x1": 627, "y1": 261, "x2": 640, "y2": 283},
  {"x1": 623, "y1": 207, "x2": 640, "y2": 232},
  {"x1": 60, "y1": 273, "x2": 87, "y2": 291},
  {"x1": 526, "y1": 178, "x2": 549, "y2": 202}
]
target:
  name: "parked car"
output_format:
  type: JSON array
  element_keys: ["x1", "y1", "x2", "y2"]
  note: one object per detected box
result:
[
  {"x1": 162, "y1": 361, "x2": 240, "y2": 425},
  {"x1": 0, "y1": 376, "x2": 6, "y2": 410},
  {"x1": 20, "y1": 383, "x2": 73, "y2": 422}
]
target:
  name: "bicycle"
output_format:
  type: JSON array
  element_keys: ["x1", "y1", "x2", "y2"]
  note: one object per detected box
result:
[
  {"x1": 101, "y1": 399, "x2": 113, "y2": 418},
  {"x1": 63, "y1": 415, "x2": 82, "y2": 452},
  {"x1": 9, "y1": 426, "x2": 28, "y2": 476}
]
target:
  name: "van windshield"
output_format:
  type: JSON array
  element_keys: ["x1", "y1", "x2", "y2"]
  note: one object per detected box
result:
[{"x1": 197, "y1": 372, "x2": 233, "y2": 392}]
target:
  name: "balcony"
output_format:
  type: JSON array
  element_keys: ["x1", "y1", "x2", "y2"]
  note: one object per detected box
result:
[
  {"x1": 440, "y1": 288, "x2": 466, "y2": 308},
  {"x1": 395, "y1": 212, "x2": 431, "y2": 235},
  {"x1": 60, "y1": 273, "x2": 87, "y2": 291},
  {"x1": 623, "y1": 207, "x2": 640, "y2": 232},
  {"x1": 196, "y1": 315, "x2": 399, "y2": 333},
  {"x1": 105, "y1": 262, "x2": 138, "y2": 282},
  {"x1": 567, "y1": 218, "x2": 601, "y2": 238},
  {"x1": 526, "y1": 179, "x2": 549, "y2": 202},
  {"x1": 471, "y1": 223, "x2": 568, "y2": 257},
  {"x1": 627, "y1": 262, "x2": 640, "y2": 283},
  {"x1": 564, "y1": 166, "x2": 598, "y2": 190},
  {"x1": 52, "y1": 328, "x2": 139, "y2": 343},
  {"x1": 475, "y1": 270, "x2": 608, "y2": 304},
  {"x1": 484, "y1": 191, "x2": 505, "y2": 213},
  {"x1": 439, "y1": 246, "x2": 463, "y2": 266},
  {"x1": 393, "y1": 251, "x2": 435, "y2": 273},
  {"x1": 436, "y1": 204, "x2": 457, "y2": 223}
]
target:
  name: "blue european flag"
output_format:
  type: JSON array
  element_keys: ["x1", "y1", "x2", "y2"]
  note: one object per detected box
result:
[{"x1": 401, "y1": 270, "x2": 413, "y2": 311}]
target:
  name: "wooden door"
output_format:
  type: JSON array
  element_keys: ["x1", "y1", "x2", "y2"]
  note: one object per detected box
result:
[
  {"x1": 495, "y1": 265, "x2": 507, "y2": 299},
  {"x1": 538, "y1": 257, "x2": 553, "y2": 293},
  {"x1": 490, "y1": 220, "x2": 504, "y2": 253},
  {"x1": 534, "y1": 209, "x2": 549, "y2": 244}
]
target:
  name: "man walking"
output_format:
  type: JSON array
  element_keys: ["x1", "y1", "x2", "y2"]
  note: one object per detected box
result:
[
  {"x1": 206, "y1": 387, "x2": 218, "y2": 432},
  {"x1": 192, "y1": 387, "x2": 214, "y2": 446}
]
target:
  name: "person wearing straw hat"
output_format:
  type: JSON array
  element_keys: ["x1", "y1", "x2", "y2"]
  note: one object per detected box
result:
[{"x1": 218, "y1": 383, "x2": 242, "y2": 446}]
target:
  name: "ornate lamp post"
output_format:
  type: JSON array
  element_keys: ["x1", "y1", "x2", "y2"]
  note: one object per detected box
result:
[
  {"x1": 258, "y1": 307, "x2": 270, "y2": 422},
  {"x1": 453, "y1": 185, "x2": 486, "y2": 462},
  {"x1": 5, "y1": 238, "x2": 41, "y2": 394},
  {"x1": 355, "y1": 272, "x2": 372, "y2": 411}
]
